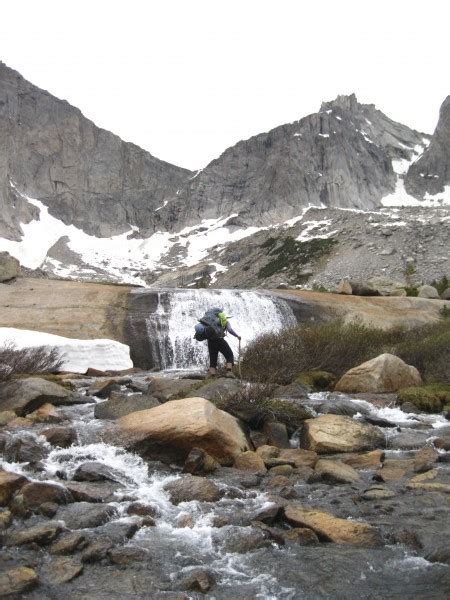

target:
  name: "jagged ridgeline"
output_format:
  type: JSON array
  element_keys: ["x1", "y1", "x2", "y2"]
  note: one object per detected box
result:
[{"x1": 0, "y1": 61, "x2": 449, "y2": 288}]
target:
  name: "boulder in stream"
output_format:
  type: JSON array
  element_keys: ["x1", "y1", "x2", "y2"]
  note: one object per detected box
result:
[
  {"x1": 335, "y1": 353, "x2": 422, "y2": 393},
  {"x1": 118, "y1": 397, "x2": 250, "y2": 465},
  {"x1": 301, "y1": 414, "x2": 385, "y2": 454},
  {"x1": 0, "y1": 377, "x2": 82, "y2": 416},
  {"x1": 0, "y1": 567, "x2": 38, "y2": 596}
]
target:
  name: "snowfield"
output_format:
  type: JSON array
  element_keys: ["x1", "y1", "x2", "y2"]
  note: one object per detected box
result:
[{"x1": 0, "y1": 328, "x2": 133, "y2": 373}]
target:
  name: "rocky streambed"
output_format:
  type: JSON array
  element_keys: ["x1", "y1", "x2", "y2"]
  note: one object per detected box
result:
[{"x1": 1, "y1": 372, "x2": 450, "y2": 599}]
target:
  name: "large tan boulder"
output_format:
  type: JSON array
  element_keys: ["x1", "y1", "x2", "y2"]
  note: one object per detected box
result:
[
  {"x1": 301, "y1": 414, "x2": 385, "y2": 454},
  {"x1": 335, "y1": 353, "x2": 422, "y2": 393},
  {"x1": 118, "y1": 397, "x2": 250, "y2": 465},
  {"x1": 0, "y1": 252, "x2": 21, "y2": 282},
  {"x1": 284, "y1": 505, "x2": 382, "y2": 547}
]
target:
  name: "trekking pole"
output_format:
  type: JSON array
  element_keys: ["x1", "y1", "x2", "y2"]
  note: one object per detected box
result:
[{"x1": 238, "y1": 338, "x2": 242, "y2": 381}]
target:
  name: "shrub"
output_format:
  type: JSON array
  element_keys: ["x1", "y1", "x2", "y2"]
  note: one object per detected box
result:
[
  {"x1": 241, "y1": 319, "x2": 450, "y2": 386},
  {"x1": 216, "y1": 383, "x2": 311, "y2": 432},
  {"x1": 397, "y1": 384, "x2": 450, "y2": 413},
  {"x1": 0, "y1": 342, "x2": 63, "y2": 382},
  {"x1": 431, "y1": 275, "x2": 449, "y2": 296},
  {"x1": 241, "y1": 321, "x2": 399, "y2": 384}
]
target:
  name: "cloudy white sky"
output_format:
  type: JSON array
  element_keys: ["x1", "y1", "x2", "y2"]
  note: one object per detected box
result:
[{"x1": 1, "y1": 0, "x2": 448, "y2": 170}]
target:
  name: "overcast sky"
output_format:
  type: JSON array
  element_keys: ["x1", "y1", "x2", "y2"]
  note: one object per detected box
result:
[{"x1": 1, "y1": 0, "x2": 448, "y2": 170}]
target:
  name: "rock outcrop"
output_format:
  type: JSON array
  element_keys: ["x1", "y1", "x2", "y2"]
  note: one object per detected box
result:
[
  {"x1": 405, "y1": 95, "x2": 450, "y2": 200},
  {"x1": 0, "y1": 378, "x2": 76, "y2": 416},
  {"x1": 0, "y1": 62, "x2": 191, "y2": 239},
  {"x1": 335, "y1": 353, "x2": 422, "y2": 393},
  {"x1": 0, "y1": 251, "x2": 20, "y2": 281},
  {"x1": 301, "y1": 414, "x2": 385, "y2": 454},
  {"x1": 118, "y1": 397, "x2": 250, "y2": 464}
]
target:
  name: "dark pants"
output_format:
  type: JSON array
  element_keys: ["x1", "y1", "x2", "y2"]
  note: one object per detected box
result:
[{"x1": 207, "y1": 338, "x2": 234, "y2": 368}]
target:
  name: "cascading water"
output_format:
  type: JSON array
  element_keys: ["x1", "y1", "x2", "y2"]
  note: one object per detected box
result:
[{"x1": 144, "y1": 289, "x2": 296, "y2": 370}]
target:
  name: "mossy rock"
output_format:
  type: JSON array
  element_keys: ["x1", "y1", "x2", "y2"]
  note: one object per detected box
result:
[
  {"x1": 295, "y1": 370, "x2": 336, "y2": 391},
  {"x1": 397, "y1": 384, "x2": 450, "y2": 413},
  {"x1": 12, "y1": 373, "x2": 76, "y2": 390}
]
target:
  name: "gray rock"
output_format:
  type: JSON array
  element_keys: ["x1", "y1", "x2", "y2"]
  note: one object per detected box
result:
[
  {"x1": 0, "y1": 567, "x2": 38, "y2": 596},
  {"x1": 7, "y1": 521, "x2": 64, "y2": 546},
  {"x1": 0, "y1": 377, "x2": 75, "y2": 416},
  {"x1": 417, "y1": 285, "x2": 439, "y2": 299},
  {"x1": 94, "y1": 519, "x2": 140, "y2": 543},
  {"x1": 0, "y1": 62, "x2": 191, "y2": 240},
  {"x1": 108, "y1": 546, "x2": 151, "y2": 565},
  {"x1": 3, "y1": 431, "x2": 49, "y2": 464},
  {"x1": 94, "y1": 394, "x2": 160, "y2": 420},
  {"x1": 0, "y1": 251, "x2": 20, "y2": 281},
  {"x1": 56, "y1": 502, "x2": 117, "y2": 529},
  {"x1": 73, "y1": 462, "x2": 123, "y2": 483},
  {"x1": 11, "y1": 481, "x2": 72, "y2": 514},
  {"x1": 441, "y1": 288, "x2": 450, "y2": 300},
  {"x1": 405, "y1": 96, "x2": 450, "y2": 200},
  {"x1": 49, "y1": 531, "x2": 88, "y2": 555},
  {"x1": 164, "y1": 476, "x2": 223, "y2": 504},
  {"x1": 41, "y1": 557, "x2": 83, "y2": 585},
  {"x1": 65, "y1": 481, "x2": 123, "y2": 503},
  {"x1": 41, "y1": 426, "x2": 77, "y2": 448},
  {"x1": 186, "y1": 377, "x2": 241, "y2": 403}
]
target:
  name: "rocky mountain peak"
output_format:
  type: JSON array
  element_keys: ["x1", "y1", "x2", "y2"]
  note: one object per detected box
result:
[{"x1": 320, "y1": 93, "x2": 361, "y2": 113}]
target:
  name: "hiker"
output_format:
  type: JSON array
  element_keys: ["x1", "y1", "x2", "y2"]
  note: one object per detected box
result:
[{"x1": 194, "y1": 307, "x2": 241, "y2": 375}]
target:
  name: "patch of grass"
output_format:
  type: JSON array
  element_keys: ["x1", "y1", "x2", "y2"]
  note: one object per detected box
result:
[
  {"x1": 258, "y1": 236, "x2": 337, "y2": 281},
  {"x1": 405, "y1": 286, "x2": 419, "y2": 297},
  {"x1": 397, "y1": 384, "x2": 450, "y2": 413},
  {"x1": 440, "y1": 305, "x2": 450, "y2": 319}
]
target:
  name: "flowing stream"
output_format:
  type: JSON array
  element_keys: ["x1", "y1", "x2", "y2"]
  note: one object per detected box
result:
[{"x1": 2, "y1": 378, "x2": 449, "y2": 598}]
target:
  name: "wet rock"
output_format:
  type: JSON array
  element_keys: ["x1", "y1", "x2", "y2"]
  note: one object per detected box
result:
[
  {"x1": 278, "y1": 448, "x2": 318, "y2": 468},
  {"x1": 65, "y1": 481, "x2": 123, "y2": 503},
  {"x1": 186, "y1": 377, "x2": 241, "y2": 403},
  {"x1": 414, "y1": 445, "x2": 439, "y2": 473},
  {"x1": 8, "y1": 417, "x2": 34, "y2": 428},
  {"x1": 363, "y1": 415, "x2": 397, "y2": 428},
  {"x1": 284, "y1": 505, "x2": 383, "y2": 547},
  {"x1": 119, "y1": 397, "x2": 250, "y2": 465},
  {"x1": 164, "y1": 476, "x2": 223, "y2": 504},
  {"x1": 7, "y1": 521, "x2": 64, "y2": 546},
  {"x1": 142, "y1": 377, "x2": 201, "y2": 403},
  {"x1": 0, "y1": 410, "x2": 17, "y2": 426},
  {"x1": 361, "y1": 485, "x2": 396, "y2": 500},
  {"x1": 315, "y1": 397, "x2": 369, "y2": 418},
  {"x1": 81, "y1": 537, "x2": 114, "y2": 562},
  {"x1": 234, "y1": 451, "x2": 267, "y2": 473},
  {"x1": 42, "y1": 557, "x2": 83, "y2": 585},
  {"x1": 73, "y1": 461, "x2": 122, "y2": 483},
  {"x1": 406, "y1": 469, "x2": 450, "y2": 493},
  {"x1": 262, "y1": 421, "x2": 290, "y2": 448},
  {"x1": 49, "y1": 531, "x2": 88, "y2": 555},
  {"x1": 108, "y1": 546, "x2": 151, "y2": 565},
  {"x1": 179, "y1": 569, "x2": 215, "y2": 593},
  {"x1": 219, "y1": 526, "x2": 272, "y2": 553},
  {"x1": 389, "y1": 529, "x2": 422, "y2": 550},
  {"x1": 374, "y1": 459, "x2": 414, "y2": 482},
  {"x1": 301, "y1": 414, "x2": 385, "y2": 454},
  {"x1": 26, "y1": 402, "x2": 63, "y2": 423},
  {"x1": 426, "y1": 546, "x2": 450, "y2": 565},
  {"x1": 314, "y1": 459, "x2": 361, "y2": 484},
  {"x1": 0, "y1": 469, "x2": 28, "y2": 505},
  {"x1": 56, "y1": 502, "x2": 117, "y2": 529},
  {"x1": 11, "y1": 481, "x2": 73, "y2": 515},
  {"x1": 251, "y1": 502, "x2": 282, "y2": 524},
  {"x1": 335, "y1": 354, "x2": 422, "y2": 393},
  {"x1": 264, "y1": 457, "x2": 297, "y2": 468},
  {"x1": 3, "y1": 432, "x2": 49, "y2": 464},
  {"x1": 41, "y1": 426, "x2": 77, "y2": 448},
  {"x1": 273, "y1": 383, "x2": 310, "y2": 399},
  {"x1": 388, "y1": 430, "x2": 431, "y2": 450},
  {"x1": 176, "y1": 513, "x2": 194, "y2": 528},
  {"x1": 434, "y1": 437, "x2": 450, "y2": 451},
  {"x1": 127, "y1": 502, "x2": 159, "y2": 518},
  {"x1": 341, "y1": 449, "x2": 384, "y2": 470},
  {"x1": 0, "y1": 378, "x2": 75, "y2": 416},
  {"x1": 269, "y1": 464, "x2": 294, "y2": 476},
  {"x1": 282, "y1": 527, "x2": 320, "y2": 545},
  {"x1": 88, "y1": 379, "x2": 129, "y2": 398},
  {"x1": 183, "y1": 447, "x2": 219, "y2": 475},
  {"x1": 94, "y1": 394, "x2": 160, "y2": 419},
  {"x1": 39, "y1": 502, "x2": 59, "y2": 517},
  {"x1": 0, "y1": 566, "x2": 38, "y2": 596},
  {"x1": 0, "y1": 509, "x2": 12, "y2": 529},
  {"x1": 127, "y1": 380, "x2": 151, "y2": 393},
  {"x1": 95, "y1": 519, "x2": 140, "y2": 543}
]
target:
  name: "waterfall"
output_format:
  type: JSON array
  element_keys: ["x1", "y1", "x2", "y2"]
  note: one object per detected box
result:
[{"x1": 144, "y1": 289, "x2": 296, "y2": 370}]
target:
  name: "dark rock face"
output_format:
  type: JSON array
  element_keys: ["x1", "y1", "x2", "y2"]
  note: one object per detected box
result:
[
  {"x1": 159, "y1": 93, "x2": 426, "y2": 231},
  {"x1": 405, "y1": 96, "x2": 450, "y2": 199},
  {"x1": 0, "y1": 62, "x2": 192, "y2": 239}
]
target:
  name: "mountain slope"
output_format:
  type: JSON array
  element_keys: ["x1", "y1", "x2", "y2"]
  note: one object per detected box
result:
[
  {"x1": 159, "y1": 93, "x2": 428, "y2": 231},
  {"x1": 405, "y1": 95, "x2": 450, "y2": 201},
  {"x1": 0, "y1": 62, "x2": 192, "y2": 240}
]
